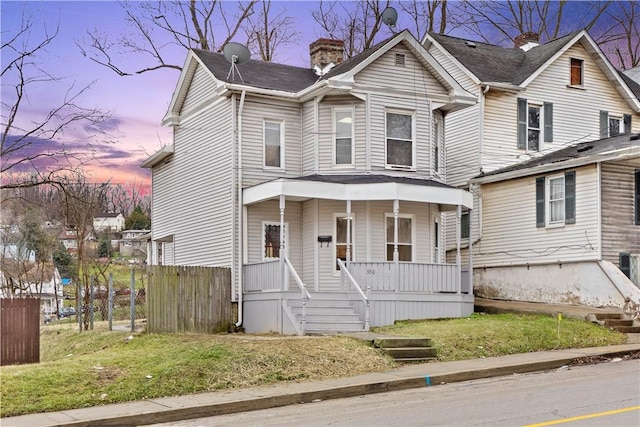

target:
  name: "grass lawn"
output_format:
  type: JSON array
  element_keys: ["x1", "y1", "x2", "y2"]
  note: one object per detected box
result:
[{"x1": 0, "y1": 313, "x2": 627, "y2": 417}]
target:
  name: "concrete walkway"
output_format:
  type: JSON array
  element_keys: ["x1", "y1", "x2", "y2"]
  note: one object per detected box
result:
[{"x1": 4, "y1": 300, "x2": 640, "y2": 427}]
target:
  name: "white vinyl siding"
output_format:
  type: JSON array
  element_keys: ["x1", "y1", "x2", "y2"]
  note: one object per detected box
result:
[
  {"x1": 152, "y1": 97, "x2": 233, "y2": 267},
  {"x1": 240, "y1": 97, "x2": 302, "y2": 186},
  {"x1": 180, "y1": 64, "x2": 215, "y2": 114},
  {"x1": 301, "y1": 100, "x2": 316, "y2": 174},
  {"x1": 474, "y1": 165, "x2": 599, "y2": 266}
]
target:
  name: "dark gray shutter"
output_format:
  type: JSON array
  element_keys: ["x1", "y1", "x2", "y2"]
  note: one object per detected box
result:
[
  {"x1": 624, "y1": 114, "x2": 632, "y2": 135},
  {"x1": 517, "y1": 98, "x2": 527, "y2": 149},
  {"x1": 635, "y1": 169, "x2": 640, "y2": 225},
  {"x1": 536, "y1": 177, "x2": 545, "y2": 227},
  {"x1": 564, "y1": 171, "x2": 575, "y2": 224},
  {"x1": 543, "y1": 102, "x2": 553, "y2": 142},
  {"x1": 599, "y1": 110, "x2": 608, "y2": 138}
]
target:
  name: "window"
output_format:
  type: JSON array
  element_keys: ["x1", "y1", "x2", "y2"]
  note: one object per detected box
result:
[
  {"x1": 635, "y1": 170, "x2": 640, "y2": 225},
  {"x1": 433, "y1": 219, "x2": 440, "y2": 263},
  {"x1": 434, "y1": 116, "x2": 444, "y2": 173},
  {"x1": 385, "y1": 214, "x2": 413, "y2": 261},
  {"x1": 536, "y1": 171, "x2": 575, "y2": 227},
  {"x1": 264, "y1": 121, "x2": 283, "y2": 168},
  {"x1": 335, "y1": 214, "x2": 354, "y2": 270},
  {"x1": 570, "y1": 58, "x2": 583, "y2": 86},
  {"x1": 461, "y1": 211, "x2": 470, "y2": 239},
  {"x1": 334, "y1": 110, "x2": 353, "y2": 165},
  {"x1": 600, "y1": 111, "x2": 631, "y2": 138},
  {"x1": 386, "y1": 111, "x2": 414, "y2": 168},
  {"x1": 518, "y1": 99, "x2": 553, "y2": 151},
  {"x1": 262, "y1": 222, "x2": 287, "y2": 260}
]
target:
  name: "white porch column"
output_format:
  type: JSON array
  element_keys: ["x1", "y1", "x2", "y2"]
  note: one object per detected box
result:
[
  {"x1": 346, "y1": 200, "x2": 352, "y2": 267},
  {"x1": 394, "y1": 199, "x2": 399, "y2": 292},
  {"x1": 280, "y1": 195, "x2": 287, "y2": 291},
  {"x1": 456, "y1": 205, "x2": 462, "y2": 295}
]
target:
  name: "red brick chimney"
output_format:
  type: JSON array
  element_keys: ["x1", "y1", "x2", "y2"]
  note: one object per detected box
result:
[
  {"x1": 310, "y1": 38, "x2": 345, "y2": 69},
  {"x1": 514, "y1": 32, "x2": 539, "y2": 51}
]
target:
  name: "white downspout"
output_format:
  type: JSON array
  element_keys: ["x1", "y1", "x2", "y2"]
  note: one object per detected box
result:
[{"x1": 236, "y1": 90, "x2": 246, "y2": 327}]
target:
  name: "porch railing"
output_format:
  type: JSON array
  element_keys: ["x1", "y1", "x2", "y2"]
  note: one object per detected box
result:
[
  {"x1": 347, "y1": 262, "x2": 461, "y2": 293},
  {"x1": 337, "y1": 259, "x2": 370, "y2": 331},
  {"x1": 243, "y1": 260, "x2": 280, "y2": 292},
  {"x1": 284, "y1": 256, "x2": 311, "y2": 335}
]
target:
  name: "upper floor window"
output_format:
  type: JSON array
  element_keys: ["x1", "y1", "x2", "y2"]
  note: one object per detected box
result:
[
  {"x1": 600, "y1": 111, "x2": 631, "y2": 138},
  {"x1": 570, "y1": 58, "x2": 583, "y2": 86},
  {"x1": 334, "y1": 109, "x2": 354, "y2": 166},
  {"x1": 386, "y1": 111, "x2": 414, "y2": 169},
  {"x1": 385, "y1": 214, "x2": 414, "y2": 261},
  {"x1": 433, "y1": 115, "x2": 443, "y2": 173},
  {"x1": 518, "y1": 98, "x2": 553, "y2": 151},
  {"x1": 264, "y1": 120, "x2": 283, "y2": 168}
]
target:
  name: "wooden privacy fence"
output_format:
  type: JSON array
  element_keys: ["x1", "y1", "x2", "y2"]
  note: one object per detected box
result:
[
  {"x1": 147, "y1": 265, "x2": 232, "y2": 333},
  {"x1": 1, "y1": 298, "x2": 40, "y2": 365}
]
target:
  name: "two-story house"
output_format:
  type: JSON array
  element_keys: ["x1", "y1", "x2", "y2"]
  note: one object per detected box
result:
[
  {"x1": 142, "y1": 30, "x2": 477, "y2": 334},
  {"x1": 93, "y1": 212, "x2": 125, "y2": 233},
  {"x1": 422, "y1": 30, "x2": 640, "y2": 308}
]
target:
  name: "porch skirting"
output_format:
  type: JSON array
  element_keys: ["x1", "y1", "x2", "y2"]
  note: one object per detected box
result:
[{"x1": 242, "y1": 291, "x2": 474, "y2": 334}]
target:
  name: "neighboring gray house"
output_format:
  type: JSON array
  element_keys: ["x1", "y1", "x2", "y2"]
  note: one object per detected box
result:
[
  {"x1": 422, "y1": 30, "x2": 640, "y2": 308},
  {"x1": 143, "y1": 30, "x2": 477, "y2": 334},
  {"x1": 119, "y1": 229, "x2": 150, "y2": 257}
]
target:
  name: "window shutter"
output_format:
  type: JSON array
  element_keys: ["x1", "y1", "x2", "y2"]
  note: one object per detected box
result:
[
  {"x1": 624, "y1": 114, "x2": 632, "y2": 135},
  {"x1": 599, "y1": 110, "x2": 608, "y2": 138},
  {"x1": 635, "y1": 169, "x2": 640, "y2": 225},
  {"x1": 536, "y1": 177, "x2": 545, "y2": 227},
  {"x1": 564, "y1": 171, "x2": 576, "y2": 224},
  {"x1": 517, "y1": 98, "x2": 527, "y2": 149},
  {"x1": 543, "y1": 102, "x2": 553, "y2": 142}
]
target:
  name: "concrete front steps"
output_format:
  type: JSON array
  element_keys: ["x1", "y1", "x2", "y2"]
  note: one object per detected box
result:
[
  {"x1": 287, "y1": 292, "x2": 366, "y2": 334},
  {"x1": 591, "y1": 312, "x2": 640, "y2": 334},
  {"x1": 374, "y1": 337, "x2": 437, "y2": 362}
]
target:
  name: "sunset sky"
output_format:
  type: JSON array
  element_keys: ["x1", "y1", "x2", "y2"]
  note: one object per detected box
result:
[{"x1": 1, "y1": 1, "x2": 633, "y2": 187}]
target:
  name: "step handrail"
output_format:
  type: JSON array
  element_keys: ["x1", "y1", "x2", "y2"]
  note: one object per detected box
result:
[
  {"x1": 337, "y1": 258, "x2": 370, "y2": 330},
  {"x1": 284, "y1": 256, "x2": 310, "y2": 334}
]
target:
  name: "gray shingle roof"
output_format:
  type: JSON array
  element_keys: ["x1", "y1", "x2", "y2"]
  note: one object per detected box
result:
[
  {"x1": 428, "y1": 31, "x2": 581, "y2": 85},
  {"x1": 476, "y1": 133, "x2": 640, "y2": 178},
  {"x1": 292, "y1": 173, "x2": 454, "y2": 189},
  {"x1": 618, "y1": 70, "x2": 640, "y2": 101}
]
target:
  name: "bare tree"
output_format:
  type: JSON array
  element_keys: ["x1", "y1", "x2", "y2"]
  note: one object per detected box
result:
[
  {"x1": 1, "y1": 10, "x2": 110, "y2": 191},
  {"x1": 312, "y1": 0, "x2": 392, "y2": 59},
  {"x1": 243, "y1": 0, "x2": 299, "y2": 62},
  {"x1": 400, "y1": 0, "x2": 450, "y2": 40},
  {"x1": 79, "y1": 0, "x2": 263, "y2": 76},
  {"x1": 596, "y1": 1, "x2": 640, "y2": 70},
  {"x1": 452, "y1": 0, "x2": 611, "y2": 46}
]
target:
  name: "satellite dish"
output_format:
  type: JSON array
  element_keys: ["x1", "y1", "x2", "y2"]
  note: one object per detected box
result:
[
  {"x1": 223, "y1": 42, "x2": 251, "y2": 65},
  {"x1": 223, "y1": 42, "x2": 250, "y2": 82},
  {"x1": 381, "y1": 7, "x2": 398, "y2": 28}
]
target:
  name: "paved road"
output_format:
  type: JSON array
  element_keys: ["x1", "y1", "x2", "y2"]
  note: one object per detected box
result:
[{"x1": 149, "y1": 359, "x2": 640, "y2": 427}]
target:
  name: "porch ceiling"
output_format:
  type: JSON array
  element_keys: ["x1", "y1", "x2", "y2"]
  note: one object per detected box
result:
[{"x1": 243, "y1": 175, "x2": 473, "y2": 210}]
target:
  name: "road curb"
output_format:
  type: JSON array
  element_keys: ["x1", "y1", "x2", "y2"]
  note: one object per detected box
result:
[{"x1": 5, "y1": 345, "x2": 638, "y2": 427}]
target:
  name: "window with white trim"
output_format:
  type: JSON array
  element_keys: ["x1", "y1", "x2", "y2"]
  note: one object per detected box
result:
[
  {"x1": 264, "y1": 120, "x2": 283, "y2": 168},
  {"x1": 518, "y1": 98, "x2": 553, "y2": 151},
  {"x1": 386, "y1": 111, "x2": 414, "y2": 168},
  {"x1": 334, "y1": 214, "x2": 354, "y2": 270},
  {"x1": 385, "y1": 214, "x2": 414, "y2": 261},
  {"x1": 536, "y1": 171, "x2": 575, "y2": 227},
  {"x1": 434, "y1": 117, "x2": 443, "y2": 173},
  {"x1": 600, "y1": 111, "x2": 631, "y2": 138},
  {"x1": 262, "y1": 222, "x2": 287, "y2": 260},
  {"x1": 609, "y1": 115, "x2": 623, "y2": 137},
  {"x1": 548, "y1": 175, "x2": 565, "y2": 223},
  {"x1": 334, "y1": 109, "x2": 354, "y2": 166},
  {"x1": 433, "y1": 219, "x2": 440, "y2": 263}
]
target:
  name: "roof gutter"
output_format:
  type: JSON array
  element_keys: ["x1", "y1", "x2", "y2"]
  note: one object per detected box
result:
[{"x1": 479, "y1": 82, "x2": 524, "y2": 93}]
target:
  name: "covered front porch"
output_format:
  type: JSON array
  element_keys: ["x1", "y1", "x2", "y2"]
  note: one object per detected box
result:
[{"x1": 239, "y1": 175, "x2": 474, "y2": 335}]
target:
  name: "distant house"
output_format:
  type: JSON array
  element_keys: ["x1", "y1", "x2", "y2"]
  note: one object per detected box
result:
[
  {"x1": 119, "y1": 230, "x2": 150, "y2": 258},
  {"x1": 93, "y1": 213, "x2": 125, "y2": 233},
  {"x1": 59, "y1": 228, "x2": 96, "y2": 254},
  {"x1": 422, "y1": 29, "x2": 640, "y2": 308},
  {"x1": 15, "y1": 262, "x2": 63, "y2": 316}
]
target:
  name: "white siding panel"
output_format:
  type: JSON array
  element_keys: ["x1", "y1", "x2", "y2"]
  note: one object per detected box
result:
[
  {"x1": 180, "y1": 64, "x2": 215, "y2": 114},
  {"x1": 355, "y1": 45, "x2": 448, "y2": 97},
  {"x1": 601, "y1": 160, "x2": 640, "y2": 266},
  {"x1": 152, "y1": 98, "x2": 233, "y2": 267},
  {"x1": 475, "y1": 165, "x2": 600, "y2": 266},
  {"x1": 240, "y1": 97, "x2": 302, "y2": 186},
  {"x1": 302, "y1": 100, "x2": 316, "y2": 174},
  {"x1": 445, "y1": 104, "x2": 481, "y2": 186}
]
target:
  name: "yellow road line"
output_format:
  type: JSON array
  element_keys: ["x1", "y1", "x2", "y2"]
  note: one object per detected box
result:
[{"x1": 523, "y1": 405, "x2": 640, "y2": 427}]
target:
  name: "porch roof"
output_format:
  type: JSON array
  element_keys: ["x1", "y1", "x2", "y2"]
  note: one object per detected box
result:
[{"x1": 243, "y1": 174, "x2": 473, "y2": 210}]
